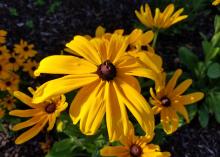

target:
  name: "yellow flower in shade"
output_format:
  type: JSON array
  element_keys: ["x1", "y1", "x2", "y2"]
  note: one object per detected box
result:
[
  {"x1": 6, "y1": 53, "x2": 25, "y2": 71},
  {"x1": 0, "y1": 45, "x2": 10, "y2": 58},
  {"x1": 0, "y1": 73, "x2": 20, "y2": 94},
  {"x1": 135, "y1": 3, "x2": 188, "y2": 30},
  {"x1": 0, "y1": 57, "x2": 12, "y2": 79},
  {"x1": 100, "y1": 124, "x2": 170, "y2": 157},
  {"x1": 212, "y1": 0, "x2": 220, "y2": 5},
  {"x1": 0, "y1": 108, "x2": 5, "y2": 118},
  {"x1": 0, "y1": 30, "x2": 7, "y2": 45},
  {"x1": 9, "y1": 87, "x2": 68, "y2": 144},
  {"x1": 22, "y1": 59, "x2": 38, "y2": 78},
  {"x1": 14, "y1": 39, "x2": 38, "y2": 59},
  {"x1": 33, "y1": 34, "x2": 156, "y2": 141},
  {"x1": 150, "y1": 69, "x2": 204, "y2": 134},
  {"x1": 1, "y1": 95, "x2": 16, "y2": 110}
]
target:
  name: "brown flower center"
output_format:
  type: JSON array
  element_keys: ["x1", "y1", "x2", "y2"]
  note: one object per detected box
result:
[
  {"x1": 9, "y1": 57, "x2": 16, "y2": 63},
  {"x1": 24, "y1": 46, "x2": 29, "y2": 51},
  {"x1": 97, "y1": 60, "x2": 116, "y2": 81},
  {"x1": 45, "y1": 103, "x2": 56, "y2": 113},
  {"x1": 5, "y1": 81, "x2": 12, "y2": 86},
  {"x1": 0, "y1": 65, "x2": 2, "y2": 71},
  {"x1": 130, "y1": 144, "x2": 142, "y2": 157},
  {"x1": 31, "y1": 66, "x2": 36, "y2": 71},
  {"x1": 161, "y1": 96, "x2": 171, "y2": 107}
]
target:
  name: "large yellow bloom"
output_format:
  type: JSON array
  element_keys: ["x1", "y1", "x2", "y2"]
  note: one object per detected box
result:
[
  {"x1": 150, "y1": 69, "x2": 204, "y2": 134},
  {"x1": 0, "y1": 30, "x2": 7, "y2": 45},
  {"x1": 9, "y1": 87, "x2": 67, "y2": 144},
  {"x1": 100, "y1": 124, "x2": 170, "y2": 157},
  {"x1": 135, "y1": 3, "x2": 188, "y2": 30},
  {"x1": 33, "y1": 34, "x2": 156, "y2": 141},
  {"x1": 212, "y1": 0, "x2": 220, "y2": 5}
]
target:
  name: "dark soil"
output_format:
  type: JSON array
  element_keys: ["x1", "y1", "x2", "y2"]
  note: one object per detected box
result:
[{"x1": 0, "y1": 0, "x2": 219, "y2": 157}]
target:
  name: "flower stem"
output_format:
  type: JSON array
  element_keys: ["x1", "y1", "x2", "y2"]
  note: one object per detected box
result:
[{"x1": 152, "y1": 30, "x2": 159, "y2": 48}]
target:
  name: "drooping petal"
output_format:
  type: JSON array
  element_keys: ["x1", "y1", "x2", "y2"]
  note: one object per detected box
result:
[
  {"x1": 15, "y1": 119, "x2": 47, "y2": 144},
  {"x1": 100, "y1": 146, "x2": 129, "y2": 157},
  {"x1": 32, "y1": 74, "x2": 99, "y2": 103},
  {"x1": 66, "y1": 36, "x2": 102, "y2": 65},
  {"x1": 141, "y1": 31, "x2": 154, "y2": 44},
  {"x1": 9, "y1": 109, "x2": 41, "y2": 117},
  {"x1": 160, "y1": 108, "x2": 179, "y2": 134},
  {"x1": 165, "y1": 69, "x2": 182, "y2": 94},
  {"x1": 14, "y1": 91, "x2": 35, "y2": 108},
  {"x1": 34, "y1": 55, "x2": 97, "y2": 76},
  {"x1": 180, "y1": 92, "x2": 204, "y2": 105},
  {"x1": 170, "y1": 79, "x2": 192, "y2": 97},
  {"x1": 172, "y1": 102, "x2": 189, "y2": 123},
  {"x1": 47, "y1": 114, "x2": 56, "y2": 131}
]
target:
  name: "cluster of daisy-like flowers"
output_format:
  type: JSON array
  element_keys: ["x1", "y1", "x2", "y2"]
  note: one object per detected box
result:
[
  {"x1": 0, "y1": 29, "x2": 38, "y2": 118},
  {"x1": 8, "y1": 3, "x2": 205, "y2": 157}
]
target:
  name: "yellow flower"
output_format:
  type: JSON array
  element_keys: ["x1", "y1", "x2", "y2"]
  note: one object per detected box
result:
[
  {"x1": 212, "y1": 0, "x2": 220, "y2": 5},
  {"x1": 1, "y1": 95, "x2": 16, "y2": 110},
  {"x1": 33, "y1": 34, "x2": 156, "y2": 141},
  {"x1": 135, "y1": 3, "x2": 188, "y2": 30},
  {"x1": 100, "y1": 124, "x2": 170, "y2": 157},
  {"x1": 14, "y1": 39, "x2": 38, "y2": 59},
  {"x1": 0, "y1": 108, "x2": 5, "y2": 118},
  {"x1": 22, "y1": 59, "x2": 38, "y2": 78},
  {"x1": 9, "y1": 87, "x2": 68, "y2": 144},
  {"x1": 6, "y1": 53, "x2": 25, "y2": 71},
  {"x1": 0, "y1": 73, "x2": 20, "y2": 94},
  {"x1": 150, "y1": 69, "x2": 204, "y2": 134},
  {"x1": 0, "y1": 56, "x2": 12, "y2": 79},
  {"x1": 0, "y1": 30, "x2": 7, "y2": 45}
]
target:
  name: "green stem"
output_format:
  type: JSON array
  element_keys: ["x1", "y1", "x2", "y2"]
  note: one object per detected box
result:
[{"x1": 152, "y1": 30, "x2": 159, "y2": 48}]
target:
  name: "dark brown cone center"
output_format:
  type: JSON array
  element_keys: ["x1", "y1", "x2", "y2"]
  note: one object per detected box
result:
[
  {"x1": 45, "y1": 103, "x2": 56, "y2": 113},
  {"x1": 31, "y1": 66, "x2": 36, "y2": 71},
  {"x1": 24, "y1": 46, "x2": 29, "y2": 51},
  {"x1": 0, "y1": 65, "x2": 2, "y2": 71},
  {"x1": 5, "y1": 81, "x2": 11, "y2": 86},
  {"x1": 97, "y1": 60, "x2": 116, "y2": 81},
  {"x1": 9, "y1": 57, "x2": 16, "y2": 63},
  {"x1": 130, "y1": 144, "x2": 142, "y2": 157},
  {"x1": 161, "y1": 96, "x2": 171, "y2": 107}
]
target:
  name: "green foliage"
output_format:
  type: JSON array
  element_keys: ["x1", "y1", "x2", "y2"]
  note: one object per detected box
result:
[
  {"x1": 9, "y1": 8, "x2": 18, "y2": 16},
  {"x1": 207, "y1": 62, "x2": 220, "y2": 79},
  {"x1": 25, "y1": 20, "x2": 34, "y2": 29},
  {"x1": 34, "y1": 0, "x2": 45, "y2": 6},
  {"x1": 47, "y1": 0, "x2": 61, "y2": 14}
]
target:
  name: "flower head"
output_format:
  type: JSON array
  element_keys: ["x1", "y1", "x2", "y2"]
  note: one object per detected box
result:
[
  {"x1": 135, "y1": 3, "x2": 188, "y2": 30},
  {"x1": 212, "y1": 0, "x2": 220, "y2": 5},
  {"x1": 0, "y1": 73, "x2": 20, "y2": 94},
  {"x1": 1, "y1": 95, "x2": 16, "y2": 110},
  {"x1": 150, "y1": 69, "x2": 204, "y2": 134},
  {"x1": 22, "y1": 59, "x2": 38, "y2": 78},
  {"x1": 0, "y1": 30, "x2": 7, "y2": 45},
  {"x1": 9, "y1": 87, "x2": 68, "y2": 144},
  {"x1": 33, "y1": 34, "x2": 156, "y2": 141},
  {"x1": 100, "y1": 124, "x2": 170, "y2": 157},
  {"x1": 14, "y1": 39, "x2": 38, "y2": 59}
]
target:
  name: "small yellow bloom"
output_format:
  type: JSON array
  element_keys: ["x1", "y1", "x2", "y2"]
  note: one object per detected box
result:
[
  {"x1": 150, "y1": 69, "x2": 204, "y2": 134},
  {"x1": 212, "y1": 0, "x2": 220, "y2": 5},
  {"x1": 14, "y1": 39, "x2": 38, "y2": 59},
  {"x1": 135, "y1": 3, "x2": 188, "y2": 30},
  {"x1": 33, "y1": 34, "x2": 156, "y2": 141},
  {"x1": 22, "y1": 59, "x2": 38, "y2": 78},
  {"x1": 100, "y1": 124, "x2": 170, "y2": 157},
  {"x1": 0, "y1": 73, "x2": 20, "y2": 94},
  {"x1": 0, "y1": 30, "x2": 7, "y2": 45},
  {"x1": 1, "y1": 95, "x2": 16, "y2": 110},
  {"x1": 0, "y1": 108, "x2": 5, "y2": 118},
  {"x1": 9, "y1": 87, "x2": 68, "y2": 144},
  {"x1": 6, "y1": 53, "x2": 25, "y2": 71}
]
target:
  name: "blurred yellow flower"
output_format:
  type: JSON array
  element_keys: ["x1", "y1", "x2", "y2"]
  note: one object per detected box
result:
[
  {"x1": 33, "y1": 34, "x2": 155, "y2": 141},
  {"x1": 101, "y1": 124, "x2": 170, "y2": 157},
  {"x1": 0, "y1": 45, "x2": 10, "y2": 58},
  {"x1": 0, "y1": 57, "x2": 12, "y2": 79},
  {"x1": 0, "y1": 30, "x2": 7, "y2": 45},
  {"x1": 1, "y1": 95, "x2": 16, "y2": 110},
  {"x1": 135, "y1": 3, "x2": 188, "y2": 30},
  {"x1": 6, "y1": 53, "x2": 24, "y2": 71},
  {"x1": 0, "y1": 108, "x2": 5, "y2": 118},
  {"x1": 212, "y1": 0, "x2": 220, "y2": 5},
  {"x1": 14, "y1": 39, "x2": 38, "y2": 59},
  {"x1": 150, "y1": 69, "x2": 204, "y2": 134},
  {"x1": 9, "y1": 87, "x2": 68, "y2": 144},
  {"x1": 0, "y1": 73, "x2": 20, "y2": 94},
  {"x1": 22, "y1": 59, "x2": 38, "y2": 78}
]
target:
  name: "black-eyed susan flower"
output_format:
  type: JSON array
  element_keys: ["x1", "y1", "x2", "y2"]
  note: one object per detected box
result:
[
  {"x1": 9, "y1": 87, "x2": 68, "y2": 144},
  {"x1": 0, "y1": 57, "x2": 11, "y2": 79},
  {"x1": 150, "y1": 69, "x2": 204, "y2": 134},
  {"x1": 7, "y1": 53, "x2": 24, "y2": 71},
  {"x1": 212, "y1": 0, "x2": 220, "y2": 5},
  {"x1": 0, "y1": 108, "x2": 5, "y2": 118},
  {"x1": 14, "y1": 39, "x2": 38, "y2": 59},
  {"x1": 22, "y1": 59, "x2": 38, "y2": 78},
  {"x1": 33, "y1": 34, "x2": 156, "y2": 141},
  {"x1": 100, "y1": 124, "x2": 170, "y2": 157},
  {"x1": 135, "y1": 3, "x2": 188, "y2": 30},
  {"x1": 1, "y1": 95, "x2": 16, "y2": 110},
  {"x1": 0, "y1": 30, "x2": 7, "y2": 45},
  {"x1": 0, "y1": 73, "x2": 20, "y2": 94},
  {"x1": 0, "y1": 45, "x2": 10, "y2": 57}
]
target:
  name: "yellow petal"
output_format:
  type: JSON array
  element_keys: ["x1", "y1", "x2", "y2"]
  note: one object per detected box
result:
[
  {"x1": 14, "y1": 91, "x2": 35, "y2": 108},
  {"x1": 160, "y1": 108, "x2": 179, "y2": 134},
  {"x1": 172, "y1": 15, "x2": 188, "y2": 25},
  {"x1": 181, "y1": 92, "x2": 204, "y2": 105},
  {"x1": 100, "y1": 146, "x2": 128, "y2": 157},
  {"x1": 66, "y1": 35, "x2": 102, "y2": 65},
  {"x1": 128, "y1": 29, "x2": 143, "y2": 44},
  {"x1": 9, "y1": 109, "x2": 41, "y2": 117},
  {"x1": 15, "y1": 119, "x2": 47, "y2": 144},
  {"x1": 162, "y1": 4, "x2": 174, "y2": 22},
  {"x1": 141, "y1": 31, "x2": 154, "y2": 44},
  {"x1": 12, "y1": 115, "x2": 46, "y2": 131},
  {"x1": 115, "y1": 77, "x2": 155, "y2": 137},
  {"x1": 47, "y1": 114, "x2": 56, "y2": 131},
  {"x1": 34, "y1": 55, "x2": 97, "y2": 76},
  {"x1": 170, "y1": 79, "x2": 192, "y2": 97},
  {"x1": 32, "y1": 74, "x2": 98, "y2": 103},
  {"x1": 172, "y1": 102, "x2": 189, "y2": 123},
  {"x1": 165, "y1": 69, "x2": 182, "y2": 94},
  {"x1": 95, "y1": 25, "x2": 106, "y2": 37}
]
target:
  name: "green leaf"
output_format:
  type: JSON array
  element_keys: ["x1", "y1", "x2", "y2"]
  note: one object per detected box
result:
[
  {"x1": 198, "y1": 103, "x2": 209, "y2": 128},
  {"x1": 202, "y1": 40, "x2": 212, "y2": 56},
  {"x1": 210, "y1": 93, "x2": 220, "y2": 123},
  {"x1": 211, "y1": 32, "x2": 220, "y2": 47},
  {"x1": 178, "y1": 47, "x2": 199, "y2": 70},
  {"x1": 207, "y1": 62, "x2": 220, "y2": 79},
  {"x1": 9, "y1": 8, "x2": 18, "y2": 16},
  {"x1": 214, "y1": 15, "x2": 220, "y2": 33}
]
